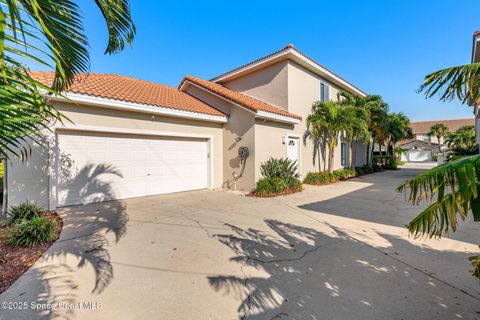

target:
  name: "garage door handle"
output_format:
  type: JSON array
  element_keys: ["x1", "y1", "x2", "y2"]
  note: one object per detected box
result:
[{"x1": 147, "y1": 174, "x2": 151, "y2": 176}]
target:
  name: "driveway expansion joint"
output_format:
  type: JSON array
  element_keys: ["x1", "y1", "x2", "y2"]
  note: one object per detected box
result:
[{"x1": 278, "y1": 198, "x2": 480, "y2": 302}]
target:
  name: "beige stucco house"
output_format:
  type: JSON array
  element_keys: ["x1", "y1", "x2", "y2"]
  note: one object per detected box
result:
[{"x1": 5, "y1": 44, "x2": 368, "y2": 210}]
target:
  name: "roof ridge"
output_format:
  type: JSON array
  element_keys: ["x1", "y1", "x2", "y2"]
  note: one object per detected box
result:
[
  {"x1": 209, "y1": 44, "x2": 366, "y2": 95},
  {"x1": 411, "y1": 118, "x2": 474, "y2": 122}
]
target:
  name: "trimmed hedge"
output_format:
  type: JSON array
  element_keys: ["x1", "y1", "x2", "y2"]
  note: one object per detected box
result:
[{"x1": 304, "y1": 168, "x2": 359, "y2": 185}]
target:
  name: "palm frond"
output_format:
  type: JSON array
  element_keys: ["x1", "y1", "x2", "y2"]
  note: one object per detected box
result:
[
  {"x1": 397, "y1": 155, "x2": 480, "y2": 238},
  {"x1": 0, "y1": 0, "x2": 135, "y2": 159},
  {"x1": 468, "y1": 253, "x2": 480, "y2": 279},
  {"x1": 94, "y1": 0, "x2": 135, "y2": 54},
  {"x1": 418, "y1": 63, "x2": 480, "y2": 104}
]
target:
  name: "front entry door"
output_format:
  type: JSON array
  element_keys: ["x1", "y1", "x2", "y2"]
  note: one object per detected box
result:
[{"x1": 287, "y1": 137, "x2": 300, "y2": 173}]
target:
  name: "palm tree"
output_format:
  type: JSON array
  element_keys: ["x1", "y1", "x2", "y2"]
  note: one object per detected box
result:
[
  {"x1": 384, "y1": 113, "x2": 412, "y2": 155},
  {"x1": 399, "y1": 58, "x2": 480, "y2": 280},
  {"x1": 444, "y1": 125, "x2": 478, "y2": 156},
  {"x1": 338, "y1": 91, "x2": 388, "y2": 165},
  {"x1": 397, "y1": 156, "x2": 480, "y2": 279},
  {"x1": 339, "y1": 101, "x2": 369, "y2": 168},
  {"x1": 429, "y1": 123, "x2": 449, "y2": 153},
  {"x1": 0, "y1": 0, "x2": 135, "y2": 159},
  {"x1": 306, "y1": 101, "x2": 350, "y2": 172}
]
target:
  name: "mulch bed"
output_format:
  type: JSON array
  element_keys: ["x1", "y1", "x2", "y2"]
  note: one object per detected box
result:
[{"x1": 0, "y1": 212, "x2": 63, "y2": 293}]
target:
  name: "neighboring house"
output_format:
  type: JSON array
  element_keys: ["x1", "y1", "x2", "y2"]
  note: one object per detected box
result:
[
  {"x1": 400, "y1": 140, "x2": 439, "y2": 162},
  {"x1": 399, "y1": 118, "x2": 474, "y2": 162},
  {"x1": 6, "y1": 44, "x2": 368, "y2": 210}
]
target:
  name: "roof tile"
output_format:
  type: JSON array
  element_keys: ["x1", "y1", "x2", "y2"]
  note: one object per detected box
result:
[
  {"x1": 30, "y1": 72, "x2": 226, "y2": 117},
  {"x1": 181, "y1": 75, "x2": 302, "y2": 120},
  {"x1": 410, "y1": 118, "x2": 474, "y2": 134}
]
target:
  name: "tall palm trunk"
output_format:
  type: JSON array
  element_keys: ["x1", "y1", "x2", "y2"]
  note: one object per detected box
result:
[
  {"x1": 317, "y1": 143, "x2": 322, "y2": 172},
  {"x1": 366, "y1": 141, "x2": 371, "y2": 165},
  {"x1": 328, "y1": 145, "x2": 335, "y2": 172},
  {"x1": 349, "y1": 141, "x2": 354, "y2": 169}
]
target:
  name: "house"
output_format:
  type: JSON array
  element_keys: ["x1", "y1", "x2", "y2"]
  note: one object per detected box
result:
[
  {"x1": 5, "y1": 44, "x2": 368, "y2": 210},
  {"x1": 399, "y1": 118, "x2": 474, "y2": 162}
]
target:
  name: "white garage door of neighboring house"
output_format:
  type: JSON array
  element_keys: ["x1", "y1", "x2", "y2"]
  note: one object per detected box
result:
[
  {"x1": 55, "y1": 130, "x2": 210, "y2": 207},
  {"x1": 406, "y1": 149, "x2": 432, "y2": 162}
]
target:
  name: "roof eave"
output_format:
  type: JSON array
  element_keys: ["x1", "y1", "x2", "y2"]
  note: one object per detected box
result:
[
  {"x1": 179, "y1": 79, "x2": 301, "y2": 124},
  {"x1": 211, "y1": 47, "x2": 367, "y2": 97},
  {"x1": 48, "y1": 91, "x2": 228, "y2": 123}
]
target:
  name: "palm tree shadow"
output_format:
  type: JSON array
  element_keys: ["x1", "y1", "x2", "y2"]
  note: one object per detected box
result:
[
  {"x1": 1, "y1": 155, "x2": 129, "y2": 319},
  {"x1": 208, "y1": 220, "x2": 480, "y2": 320}
]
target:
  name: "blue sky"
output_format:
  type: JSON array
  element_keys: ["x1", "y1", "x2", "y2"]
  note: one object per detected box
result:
[{"x1": 55, "y1": 0, "x2": 479, "y2": 121}]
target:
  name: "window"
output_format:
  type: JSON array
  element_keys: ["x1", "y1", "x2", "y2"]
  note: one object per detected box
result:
[
  {"x1": 320, "y1": 83, "x2": 329, "y2": 102},
  {"x1": 341, "y1": 143, "x2": 349, "y2": 167},
  {"x1": 422, "y1": 134, "x2": 431, "y2": 142}
]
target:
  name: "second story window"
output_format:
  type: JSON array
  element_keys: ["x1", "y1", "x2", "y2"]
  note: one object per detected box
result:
[{"x1": 320, "y1": 83, "x2": 329, "y2": 102}]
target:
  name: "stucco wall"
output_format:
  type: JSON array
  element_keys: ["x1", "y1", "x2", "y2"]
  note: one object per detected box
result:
[
  {"x1": 254, "y1": 119, "x2": 294, "y2": 181},
  {"x1": 7, "y1": 139, "x2": 50, "y2": 209},
  {"x1": 223, "y1": 108, "x2": 256, "y2": 191},
  {"x1": 8, "y1": 101, "x2": 225, "y2": 209},
  {"x1": 223, "y1": 61, "x2": 289, "y2": 110},
  {"x1": 184, "y1": 84, "x2": 257, "y2": 191},
  {"x1": 287, "y1": 61, "x2": 349, "y2": 173}
]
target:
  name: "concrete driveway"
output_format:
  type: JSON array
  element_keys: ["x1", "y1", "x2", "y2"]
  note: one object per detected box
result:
[{"x1": 1, "y1": 164, "x2": 479, "y2": 319}]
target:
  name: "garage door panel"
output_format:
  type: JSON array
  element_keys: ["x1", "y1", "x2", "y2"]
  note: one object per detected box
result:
[
  {"x1": 406, "y1": 149, "x2": 432, "y2": 162},
  {"x1": 56, "y1": 131, "x2": 209, "y2": 207}
]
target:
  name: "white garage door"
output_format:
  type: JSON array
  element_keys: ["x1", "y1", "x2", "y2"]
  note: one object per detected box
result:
[
  {"x1": 406, "y1": 149, "x2": 432, "y2": 162},
  {"x1": 56, "y1": 130, "x2": 210, "y2": 207}
]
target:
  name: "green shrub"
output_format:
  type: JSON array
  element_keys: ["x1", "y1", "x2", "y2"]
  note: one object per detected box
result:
[
  {"x1": 355, "y1": 165, "x2": 377, "y2": 175},
  {"x1": 304, "y1": 171, "x2": 337, "y2": 184},
  {"x1": 8, "y1": 216, "x2": 55, "y2": 247},
  {"x1": 255, "y1": 158, "x2": 302, "y2": 196},
  {"x1": 285, "y1": 177, "x2": 303, "y2": 191},
  {"x1": 333, "y1": 168, "x2": 357, "y2": 180},
  {"x1": 260, "y1": 157, "x2": 299, "y2": 180},
  {"x1": 7, "y1": 202, "x2": 44, "y2": 226},
  {"x1": 255, "y1": 177, "x2": 287, "y2": 196},
  {"x1": 373, "y1": 156, "x2": 398, "y2": 170}
]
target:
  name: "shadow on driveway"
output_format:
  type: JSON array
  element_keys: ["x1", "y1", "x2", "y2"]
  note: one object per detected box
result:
[{"x1": 209, "y1": 219, "x2": 480, "y2": 319}]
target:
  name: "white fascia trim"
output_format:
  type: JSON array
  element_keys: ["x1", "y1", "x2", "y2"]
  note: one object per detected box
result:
[
  {"x1": 256, "y1": 111, "x2": 301, "y2": 124},
  {"x1": 182, "y1": 81, "x2": 300, "y2": 124},
  {"x1": 180, "y1": 81, "x2": 256, "y2": 115},
  {"x1": 55, "y1": 123, "x2": 215, "y2": 140},
  {"x1": 212, "y1": 48, "x2": 366, "y2": 97},
  {"x1": 50, "y1": 92, "x2": 228, "y2": 123}
]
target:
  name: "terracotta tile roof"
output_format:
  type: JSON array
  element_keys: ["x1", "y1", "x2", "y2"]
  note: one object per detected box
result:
[
  {"x1": 211, "y1": 44, "x2": 366, "y2": 96},
  {"x1": 410, "y1": 118, "x2": 475, "y2": 134},
  {"x1": 180, "y1": 75, "x2": 302, "y2": 121},
  {"x1": 30, "y1": 71, "x2": 226, "y2": 117}
]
